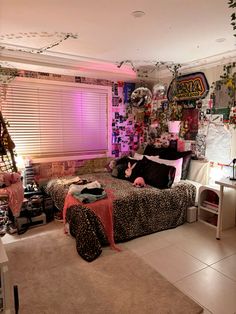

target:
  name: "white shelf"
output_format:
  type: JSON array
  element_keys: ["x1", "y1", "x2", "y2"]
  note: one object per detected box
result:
[
  {"x1": 198, "y1": 184, "x2": 236, "y2": 239},
  {"x1": 198, "y1": 218, "x2": 217, "y2": 229},
  {"x1": 199, "y1": 205, "x2": 218, "y2": 214},
  {"x1": 198, "y1": 186, "x2": 220, "y2": 239}
]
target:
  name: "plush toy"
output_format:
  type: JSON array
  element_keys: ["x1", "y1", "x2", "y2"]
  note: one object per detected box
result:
[
  {"x1": 125, "y1": 162, "x2": 137, "y2": 178},
  {"x1": 133, "y1": 177, "x2": 146, "y2": 188}
]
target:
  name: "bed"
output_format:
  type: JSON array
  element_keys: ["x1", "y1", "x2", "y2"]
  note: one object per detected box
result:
[{"x1": 45, "y1": 172, "x2": 196, "y2": 262}]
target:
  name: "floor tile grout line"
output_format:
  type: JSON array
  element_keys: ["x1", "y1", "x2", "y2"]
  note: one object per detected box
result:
[
  {"x1": 174, "y1": 266, "x2": 209, "y2": 285},
  {"x1": 210, "y1": 252, "x2": 236, "y2": 266},
  {"x1": 172, "y1": 281, "x2": 212, "y2": 314},
  {"x1": 132, "y1": 242, "x2": 174, "y2": 257},
  {"x1": 137, "y1": 253, "x2": 209, "y2": 307},
  {"x1": 208, "y1": 265, "x2": 236, "y2": 283},
  {"x1": 174, "y1": 241, "x2": 236, "y2": 267},
  {"x1": 171, "y1": 242, "x2": 211, "y2": 266}
]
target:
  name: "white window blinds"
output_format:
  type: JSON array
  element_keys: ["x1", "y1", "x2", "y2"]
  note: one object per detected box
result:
[{"x1": 0, "y1": 78, "x2": 110, "y2": 159}]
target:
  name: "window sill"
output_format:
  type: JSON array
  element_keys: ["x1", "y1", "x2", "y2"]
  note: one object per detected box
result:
[{"x1": 32, "y1": 153, "x2": 111, "y2": 164}]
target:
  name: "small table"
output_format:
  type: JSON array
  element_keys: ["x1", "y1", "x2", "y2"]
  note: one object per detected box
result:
[{"x1": 215, "y1": 178, "x2": 236, "y2": 239}]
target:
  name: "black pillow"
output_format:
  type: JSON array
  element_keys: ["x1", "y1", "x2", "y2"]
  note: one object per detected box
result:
[
  {"x1": 143, "y1": 144, "x2": 176, "y2": 156},
  {"x1": 158, "y1": 150, "x2": 192, "y2": 180},
  {"x1": 139, "y1": 156, "x2": 176, "y2": 189}
]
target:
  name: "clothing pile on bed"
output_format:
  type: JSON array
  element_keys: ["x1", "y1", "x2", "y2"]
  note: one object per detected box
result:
[{"x1": 68, "y1": 180, "x2": 106, "y2": 204}]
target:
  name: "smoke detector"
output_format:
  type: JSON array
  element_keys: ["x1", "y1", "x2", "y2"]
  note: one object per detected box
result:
[{"x1": 131, "y1": 11, "x2": 145, "y2": 18}]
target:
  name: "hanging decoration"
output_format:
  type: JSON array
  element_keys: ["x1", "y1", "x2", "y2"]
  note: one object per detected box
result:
[
  {"x1": 152, "y1": 83, "x2": 166, "y2": 98},
  {"x1": 152, "y1": 62, "x2": 167, "y2": 98},
  {"x1": 213, "y1": 63, "x2": 236, "y2": 107},
  {"x1": 131, "y1": 87, "x2": 152, "y2": 108},
  {"x1": 0, "y1": 32, "x2": 78, "y2": 54}
]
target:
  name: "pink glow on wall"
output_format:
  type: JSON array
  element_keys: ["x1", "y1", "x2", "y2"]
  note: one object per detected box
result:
[
  {"x1": 75, "y1": 61, "x2": 137, "y2": 80},
  {"x1": 74, "y1": 90, "x2": 107, "y2": 151}
]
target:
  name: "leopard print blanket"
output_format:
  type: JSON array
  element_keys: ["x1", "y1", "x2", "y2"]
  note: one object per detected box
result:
[{"x1": 46, "y1": 173, "x2": 196, "y2": 262}]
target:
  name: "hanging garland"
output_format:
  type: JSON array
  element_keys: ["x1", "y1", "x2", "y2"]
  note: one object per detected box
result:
[
  {"x1": 0, "y1": 32, "x2": 78, "y2": 54},
  {"x1": 211, "y1": 62, "x2": 236, "y2": 107},
  {"x1": 228, "y1": 0, "x2": 236, "y2": 37},
  {"x1": 0, "y1": 32, "x2": 77, "y2": 83}
]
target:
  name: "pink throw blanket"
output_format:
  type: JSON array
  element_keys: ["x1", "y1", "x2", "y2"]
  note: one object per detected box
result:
[
  {"x1": 0, "y1": 181, "x2": 24, "y2": 216},
  {"x1": 63, "y1": 189, "x2": 120, "y2": 251}
]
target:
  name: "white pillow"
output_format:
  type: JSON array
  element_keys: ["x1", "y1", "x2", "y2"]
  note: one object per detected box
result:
[
  {"x1": 146, "y1": 156, "x2": 183, "y2": 183},
  {"x1": 133, "y1": 152, "x2": 144, "y2": 160}
]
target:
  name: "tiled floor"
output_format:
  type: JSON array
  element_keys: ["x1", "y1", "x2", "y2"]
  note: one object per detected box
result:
[
  {"x1": 123, "y1": 222, "x2": 236, "y2": 314},
  {"x1": 2, "y1": 220, "x2": 236, "y2": 314}
]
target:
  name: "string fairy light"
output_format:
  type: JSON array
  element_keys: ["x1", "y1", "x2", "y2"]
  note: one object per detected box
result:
[{"x1": 0, "y1": 31, "x2": 78, "y2": 54}]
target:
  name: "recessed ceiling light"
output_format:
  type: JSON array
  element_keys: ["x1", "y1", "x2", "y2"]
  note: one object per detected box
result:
[
  {"x1": 215, "y1": 38, "x2": 226, "y2": 43},
  {"x1": 131, "y1": 11, "x2": 145, "y2": 18}
]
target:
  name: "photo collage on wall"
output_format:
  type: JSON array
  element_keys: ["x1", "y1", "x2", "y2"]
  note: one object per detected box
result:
[{"x1": 111, "y1": 82, "x2": 136, "y2": 157}]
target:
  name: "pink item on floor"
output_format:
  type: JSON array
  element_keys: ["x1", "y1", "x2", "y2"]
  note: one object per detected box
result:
[
  {"x1": 0, "y1": 181, "x2": 24, "y2": 216},
  {"x1": 63, "y1": 189, "x2": 121, "y2": 252}
]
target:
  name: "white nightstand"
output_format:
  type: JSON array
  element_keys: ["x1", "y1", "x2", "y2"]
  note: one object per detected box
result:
[{"x1": 198, "y1": 181, "x2": 236, "y2": 240}]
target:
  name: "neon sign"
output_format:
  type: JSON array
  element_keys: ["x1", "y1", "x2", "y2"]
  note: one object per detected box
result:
[{"x1": 167, "y1": 72, "x2": 209, "y2": 101}]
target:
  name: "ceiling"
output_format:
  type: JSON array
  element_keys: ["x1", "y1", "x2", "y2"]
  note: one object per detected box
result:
[{"x1": 0, "y1": 0, "x2": 236, "y2": 81}]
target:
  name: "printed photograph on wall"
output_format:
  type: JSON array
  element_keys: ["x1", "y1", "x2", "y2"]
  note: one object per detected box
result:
[
  {"x1": 182, "y1": 108, "x2": 199, "y2": 140},
  {"x1": 112, "y1": 97, "x2": 119, "y2": 107}
]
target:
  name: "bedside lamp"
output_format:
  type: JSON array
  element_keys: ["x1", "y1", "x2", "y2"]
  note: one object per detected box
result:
[{"x1": 168, "y1": 121, "x2": 181, "y2": 134}]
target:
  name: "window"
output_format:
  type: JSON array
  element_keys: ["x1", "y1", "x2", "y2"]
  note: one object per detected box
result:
[{"x1": 0, "y1": 77, "x2": 111, "y2": 161}]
